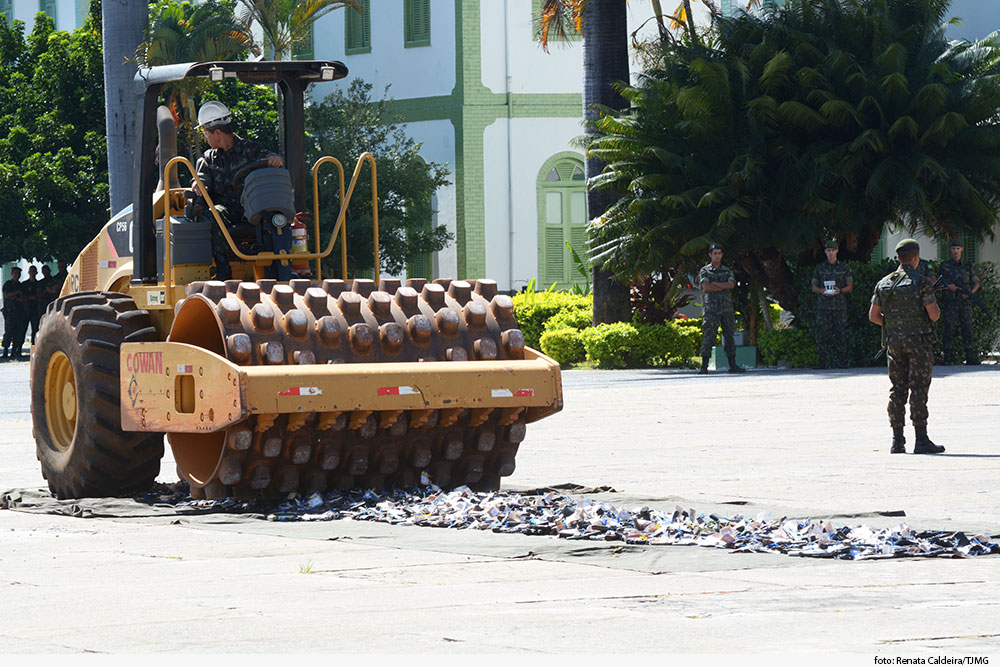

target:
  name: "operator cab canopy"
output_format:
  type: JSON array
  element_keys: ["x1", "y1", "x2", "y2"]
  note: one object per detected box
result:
[
  {"x1": 131, "y1": 60, "x2": 349, "y2": 284},
  {"x1": 134, "y1": 60, "x2": 349, "y2": 91}
]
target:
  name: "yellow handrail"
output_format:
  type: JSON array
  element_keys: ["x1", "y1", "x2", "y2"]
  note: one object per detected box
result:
[
  {"x1": 312, "y1": 152, "x2": 381, "y2": 283},
  {"x1": 163, "y1": 153, "x2": 380, "y2": 284},
  {"x1": 311, "y1": 156, "x2": 346, "y2": 279}
]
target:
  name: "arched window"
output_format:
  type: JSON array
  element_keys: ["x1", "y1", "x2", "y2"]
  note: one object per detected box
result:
[{"x1": 537, "y1": 153, "x2": 588, "y2": 290}]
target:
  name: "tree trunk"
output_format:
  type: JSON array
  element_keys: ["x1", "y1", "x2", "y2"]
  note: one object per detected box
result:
[
  {"x1": 584, "y1": 0, "x2": 631, "y2": 325},
  {"x1": 738, "y1": 248, "x2": 799, "y2": 313},
  {"x1": 102, "y1": 0, "x2": 147, "y2": 216}
]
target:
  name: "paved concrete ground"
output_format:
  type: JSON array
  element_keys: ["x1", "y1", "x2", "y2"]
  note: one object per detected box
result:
[{"x1": 1, "y1": 358, "x2": 998, "y2": 654}]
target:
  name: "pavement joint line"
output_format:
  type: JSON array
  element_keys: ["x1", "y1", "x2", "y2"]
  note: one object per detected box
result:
[{"x1": 880, "y1": 632, "x2": 1000, "y2": 643}]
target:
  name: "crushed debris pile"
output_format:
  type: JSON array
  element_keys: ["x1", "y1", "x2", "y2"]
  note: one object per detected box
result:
[{"x1": 147, "y1": 484, "x2": 1000, "y2": 561}]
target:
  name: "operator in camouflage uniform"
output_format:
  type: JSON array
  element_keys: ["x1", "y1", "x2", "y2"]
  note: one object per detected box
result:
[
  {"x1": 936, "y1": 238, "x2": 981, "y2": 365},
  {"x1": 193, "y1": 101, "x2": 283, "y2": 280},
  {"x1": 698, "y1": 244, "x2": 745, "y2": 374},
  {"x1": 811, "y1": 240, "x2": 854, "y2": 368},
  {"x1": 869, "y1": 239, "x2": 944, "y2": 455}
]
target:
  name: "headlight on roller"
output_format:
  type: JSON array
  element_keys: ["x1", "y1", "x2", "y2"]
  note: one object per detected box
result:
[{"x1": 272, "y1": 213, "x2": 288, "y2": 228}]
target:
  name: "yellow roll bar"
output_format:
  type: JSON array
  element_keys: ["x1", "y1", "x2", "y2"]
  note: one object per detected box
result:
[
  {"x1": 312, "y1": 153, "x2": 381, "y2": 284},
  {"x1": 162, "y1": 153, "x2": 381, "y2": 292}
]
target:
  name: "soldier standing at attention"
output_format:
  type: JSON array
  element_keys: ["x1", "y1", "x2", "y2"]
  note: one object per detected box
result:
[
  {"x1": 698, "y1": 244, "x2": 745, "y2": 374},
  {"x1": 936, "y1": 238, "x2": 981, "y2": 365},
  {"x1": 811, "y1": 240, "x2": 854, "y2": 368},
  {"x1": 869, "y1": 239, "x2": 943, "y2": 455}
]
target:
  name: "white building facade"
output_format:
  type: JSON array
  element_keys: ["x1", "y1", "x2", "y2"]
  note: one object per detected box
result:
[{"x1": 305, "y1": 0, "x2": 658, "y2": 292}]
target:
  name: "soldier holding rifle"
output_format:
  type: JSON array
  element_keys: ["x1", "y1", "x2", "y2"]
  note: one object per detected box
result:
[{"x1": 936, "y1": 238, "x2": 981, "y2": 365}]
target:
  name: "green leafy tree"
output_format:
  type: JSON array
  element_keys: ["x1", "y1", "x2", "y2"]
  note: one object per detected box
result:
[
  {"x1": 306, "y1": 79, "x2": 452, "y2": 277},
  {"x1": 0, "y1": 13, "x2": 109, "y2": 265},
  {"x1": 589, "y1": 0, "x2": 1000, "y2": 313}
]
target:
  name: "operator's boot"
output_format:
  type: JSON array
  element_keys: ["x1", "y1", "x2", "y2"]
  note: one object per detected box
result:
[
  {"x1": 890, "y1": 427, "x2": 906, "y2": 454},
  {"x1": 912, "y1": 425, "x2": 945, "y2": 455},
  {"x1": 699, "y1": 356, "x2": 710, "y2": 374},
  {"x1": 965, "y1": 350, "x2": 981, "y2": 366},
  {"x1": 727, "y1": 355, "x2": 746, "y2": 373}
]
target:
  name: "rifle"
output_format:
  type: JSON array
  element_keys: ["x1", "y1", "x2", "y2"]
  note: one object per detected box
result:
[{"x1": 931, "y1": 274, "x2": 994, "y2": 321}]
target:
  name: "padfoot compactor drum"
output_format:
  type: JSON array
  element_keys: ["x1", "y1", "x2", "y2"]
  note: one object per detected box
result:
[{"x1": 29, "y1": 61, "x2": 562, "y2": 500}]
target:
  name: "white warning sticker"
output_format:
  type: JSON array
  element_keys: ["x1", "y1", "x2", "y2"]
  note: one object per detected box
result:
[{"x1": 146, "y1": 291, "x2": 167, "y2": 306}]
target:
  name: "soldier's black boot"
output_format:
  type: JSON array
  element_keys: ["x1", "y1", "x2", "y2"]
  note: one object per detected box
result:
[
  {"x1": 966, "y1": 350, "x2": 980, "y2": 366},
  {"x1": 913, "y1": 425, "x2": 945, "y2": 455},
  {"x1": 699, "y1": 356, "x2": 710, "y2": 374},
  {"x1": 890, "y1": 427, "x2": 906, "y2": 454},
  {"x1": 727, "y1": 355, "x2": 746, "y2": 373}
]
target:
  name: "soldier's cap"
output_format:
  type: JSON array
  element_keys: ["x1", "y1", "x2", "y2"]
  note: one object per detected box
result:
[
  {"x1": 824, "y1": 240, "x2": 838, "y2": 249},
  {"x1": 708, "y1": 243, "x2": 723, "y2": 252},
  {"x1": 950, "y1": 238, "x2": 964, "y2": 247},
  {"x1": 894, "y1": 238, "x2": 920, "y2": 254}
]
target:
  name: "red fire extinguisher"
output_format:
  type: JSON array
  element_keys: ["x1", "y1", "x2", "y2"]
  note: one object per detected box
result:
[{"x1": 291, "y1": 212, "x2": 310, "y2": 276}]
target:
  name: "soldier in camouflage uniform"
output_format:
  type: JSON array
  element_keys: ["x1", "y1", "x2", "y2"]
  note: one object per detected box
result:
[
  {"x1": 811, "y1": 240, "x2": 854, "y2": 368},
  {"x1": 698, "y1": 244, "x2": 745, "y2": 374},
  {"x1": 936, "y1": 238, "x2": 981, "y2": 365},
  {"x1": 869, "y1": 239, "x2": 944, "y2": 455},
  {"x1": 193, "y1": 101, "x2": 283, "y2": 280}
]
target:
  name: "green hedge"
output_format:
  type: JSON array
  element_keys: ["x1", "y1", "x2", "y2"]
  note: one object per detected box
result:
[
  {"x1": 540, "y1": 327, "x2": 586, "y2": 364},
  {"x1": 757, "y1": 327, "x2": 819, "y2": 368},
  {"x1": 577, "y1": 322, "x2": 700, "y2": 369},
  {"x1": 790, "y1": 259, "x2": 1000, "y2": 366},
  {"x1": 512, "y1": 291, "x2": 592, "y2": 349}
]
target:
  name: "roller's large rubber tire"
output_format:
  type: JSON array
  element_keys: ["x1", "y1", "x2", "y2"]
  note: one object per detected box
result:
[{"x1": 30, "y1": 292, "x2": 165, "y2": 499}]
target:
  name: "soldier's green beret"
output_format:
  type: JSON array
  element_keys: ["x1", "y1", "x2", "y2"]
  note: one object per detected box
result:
[
  {"x1": 824, "y1": 240, "x2": 838, "y2": 249},
  {"x1": 894, "y1": 238, "x2": 920, "y2": 253},
  {"x1": 950, "y1": 238, "x2": 964, "y2": 247},
  {"x1": 708, "y1": 243, "x2": 723, "y2": 252}
]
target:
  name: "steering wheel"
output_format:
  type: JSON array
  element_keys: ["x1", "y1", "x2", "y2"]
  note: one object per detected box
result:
[{"x1": 231, "y1": 159, "x2": 272, "y2": 193}]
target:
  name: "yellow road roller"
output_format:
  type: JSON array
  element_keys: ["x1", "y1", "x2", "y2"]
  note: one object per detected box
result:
[{"x1": 30, "y1": 60, "x2": 562, "y2": 499}]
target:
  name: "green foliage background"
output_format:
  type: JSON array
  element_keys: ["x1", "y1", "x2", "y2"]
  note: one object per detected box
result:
[
  {"x1": 0, "y1": 13, "x2": 107, "y2": 265},
  {"x1": 307, "y1": 79, "x2": 452, "y2": 277},
  {"x1": 785, "y1": 259, "x2": 1000, "y2": 366}
]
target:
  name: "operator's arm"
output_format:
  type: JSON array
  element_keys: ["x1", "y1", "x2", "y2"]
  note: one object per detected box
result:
[
  {"x1": 869, "y1": 304, "x2": 883, "y2": 326},
  {"x1": 193, "y1": 155, "x2": 213, "y2": 198}
]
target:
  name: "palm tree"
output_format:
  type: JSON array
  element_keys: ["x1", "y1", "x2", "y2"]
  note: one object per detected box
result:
[
  {"x1": 539, "y1": 0, "x2": 632, "y2": 324},
  {"x1": 589, "y1": 0, "x2": 1000, "y2": 312},
  {"x1": 237, "y1": 0, "x2": 359, "y2": 60},
  {"x1": 102, "y1": 0, "x2": 148, "y2": 216}
]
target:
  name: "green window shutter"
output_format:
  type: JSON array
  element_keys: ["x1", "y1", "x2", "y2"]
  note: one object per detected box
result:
[
  {"x1": 537, "y1": 154, "x2": 587, "y2": 289},
  {"x1": 405, "y1": 0, "x2": 431, "y2": 47},
  {"x1": 40, "y1": 0, "x2": 57, "y2": 22},
  {"x1": 75, "y1": 0, "x2": 88, "y2": 26},
  {"x1": 293, "y1": 24, "x2": 315, "y2": 60},
  {"x1": 345, "y1": 0, "x2": 371, "y2": 54},
  {"x1": 963, "y1": 232, "x2": 979, "y2": 263},
  {"x1": 871, "y1": 229, "x2": 886, "y2": 264}
]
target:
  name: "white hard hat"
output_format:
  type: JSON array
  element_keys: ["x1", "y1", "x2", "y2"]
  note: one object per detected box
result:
[{"x1": 197, "y1": 101, "x2": 231, "y2": 130}]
